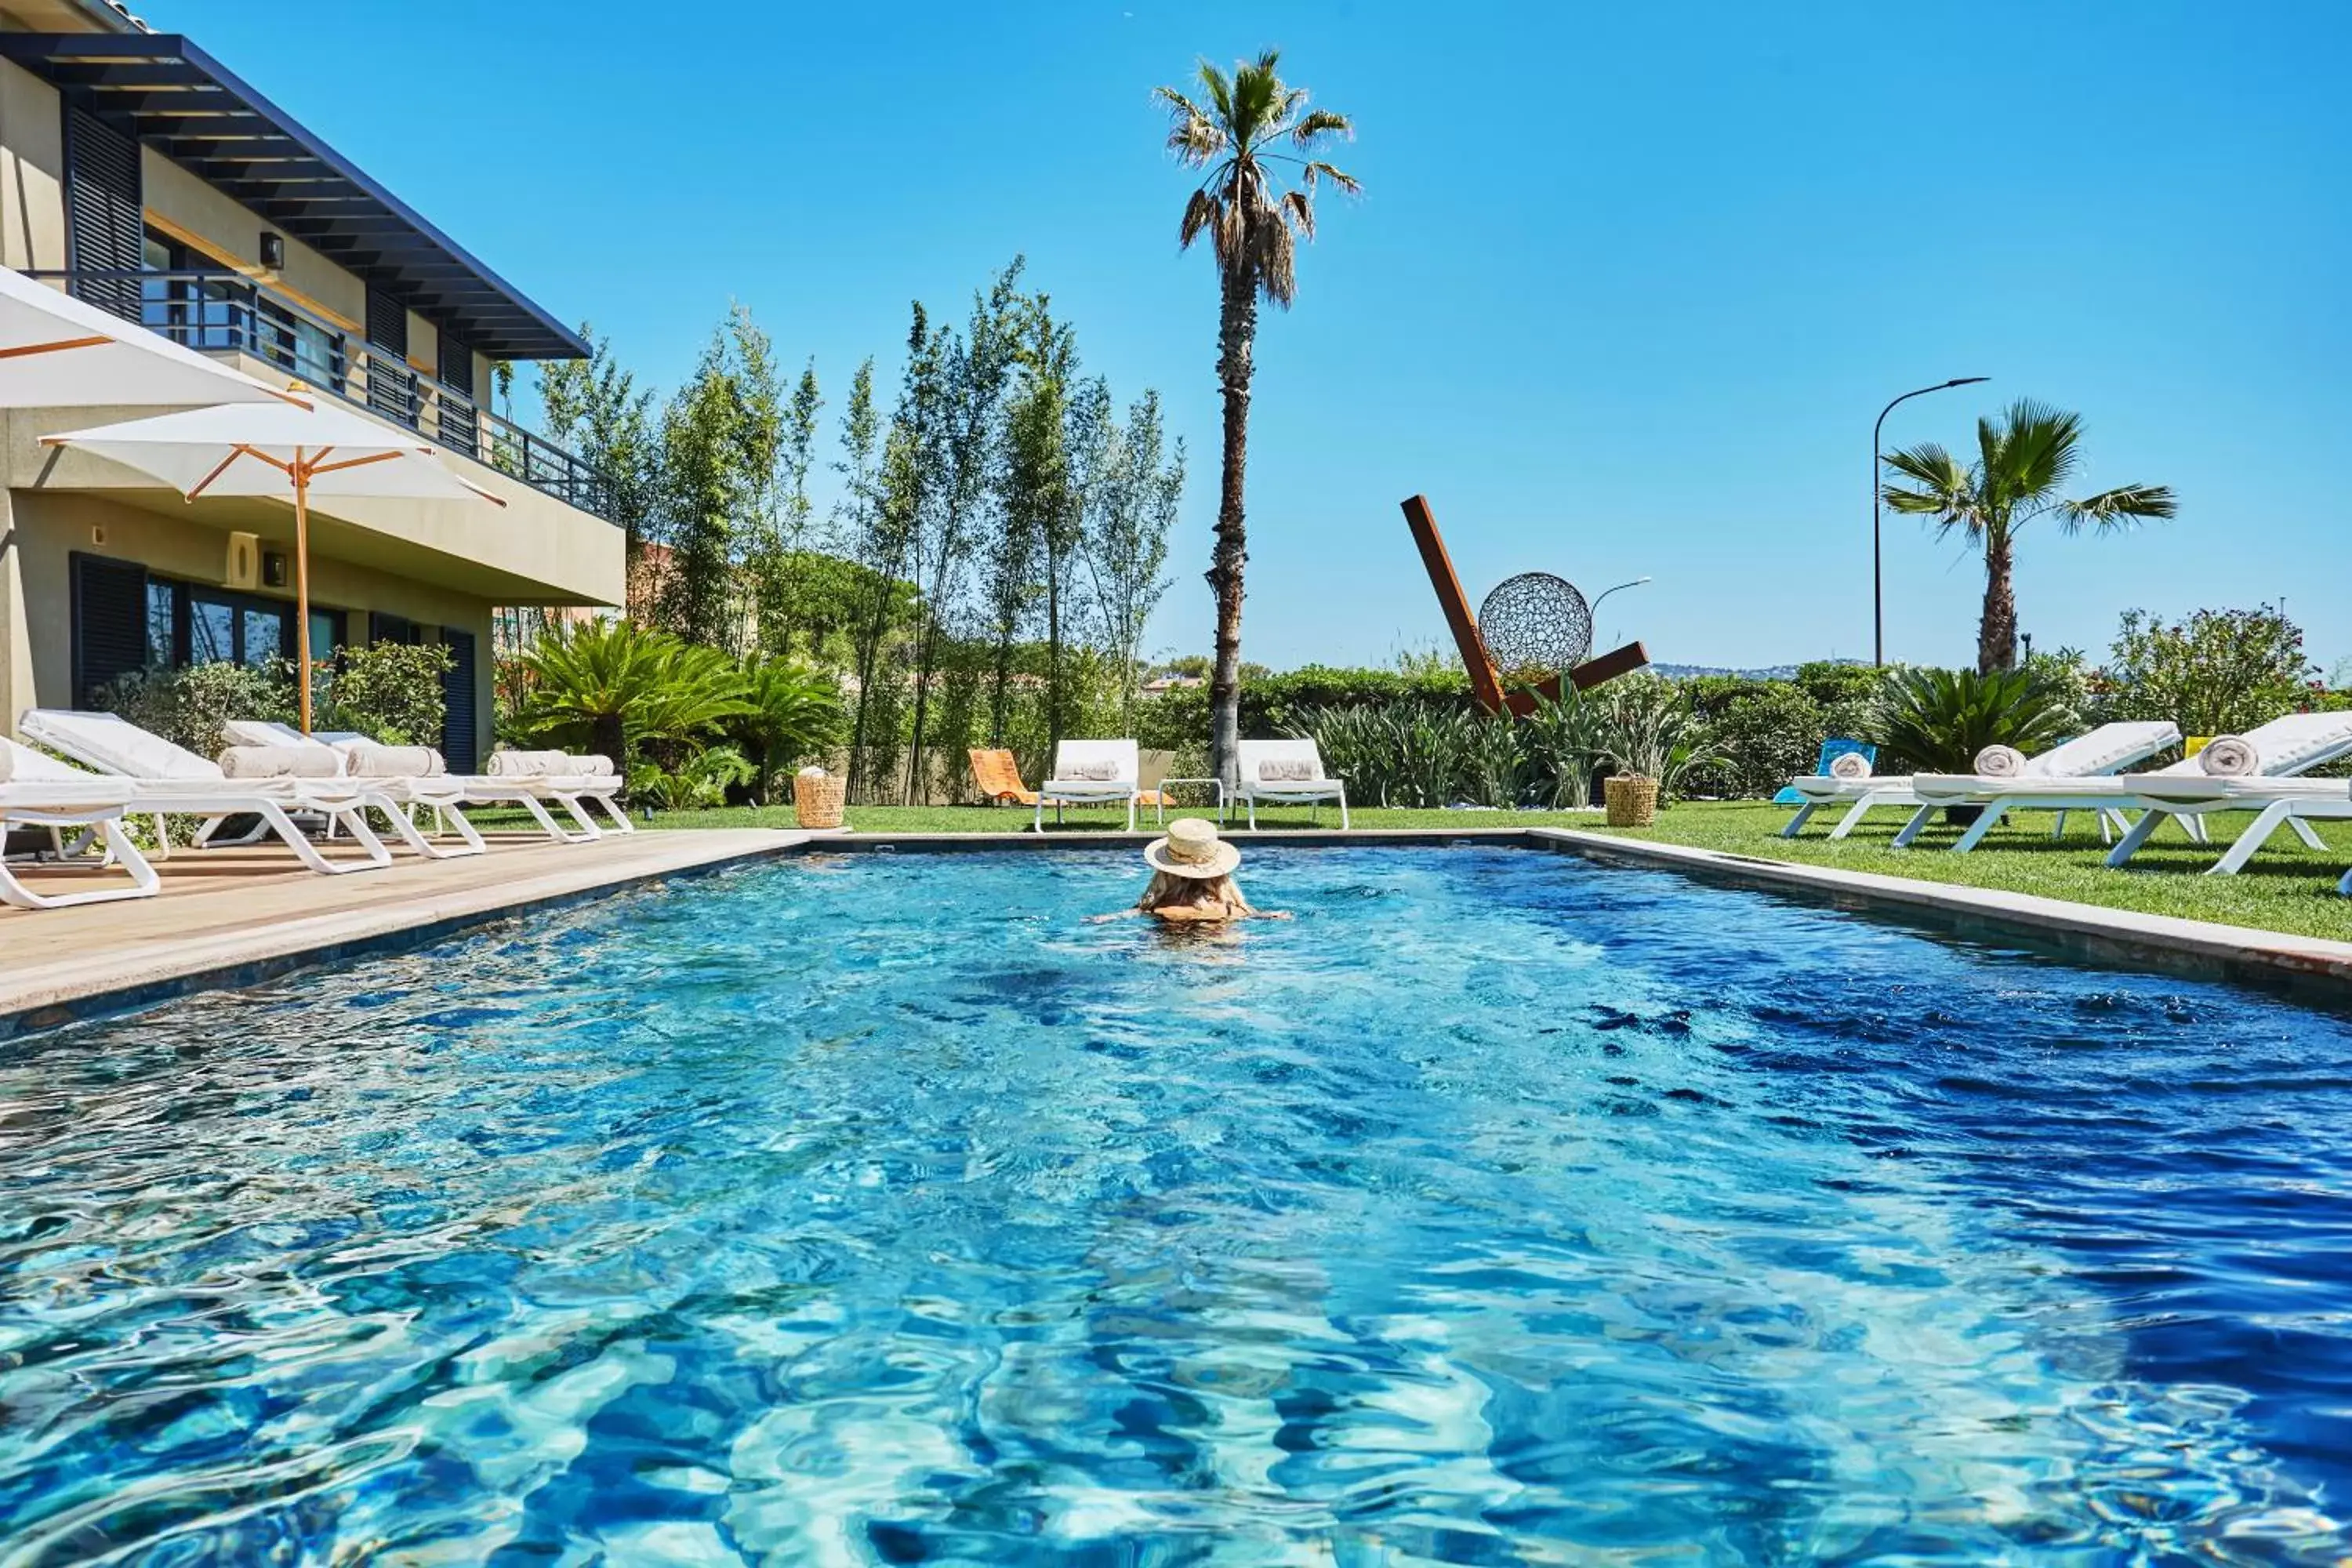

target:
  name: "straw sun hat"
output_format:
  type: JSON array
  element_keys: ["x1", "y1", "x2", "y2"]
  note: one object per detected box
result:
[{"x1": 1143, "y1": 817, "x2": 1240, "y2": 880}]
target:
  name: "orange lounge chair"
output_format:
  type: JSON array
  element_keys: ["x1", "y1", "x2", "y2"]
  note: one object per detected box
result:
[{"x1": 968, "y1": 748, "x2": 1037, "y2": 807}]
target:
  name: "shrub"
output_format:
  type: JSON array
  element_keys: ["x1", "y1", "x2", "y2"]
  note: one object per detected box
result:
[
  {"x1": 1694, "y1": 681, "x2": 1828, "y2": 798},
  {"x1": 93, "y1": 660, "x2": 295, "y2": 757},
  {"x1": 1873, "y1": 666, "x2": 2077, "y2": 774},
  {"x1": 1595, "y1": 674, "x2": 1716, "y2": 800},
  {"x1": 628, "y1": 743, "x2": 755, "y2": 811},
  {"x1": 1519, "y1": 688, "x2": 1605, "y2": 808},
  {"x1": 321, "y1": 641, "x2": 452, "y2": 746},
  {"x1": 2093, "y1": 605, "x2": 2314, "y2": 737}
]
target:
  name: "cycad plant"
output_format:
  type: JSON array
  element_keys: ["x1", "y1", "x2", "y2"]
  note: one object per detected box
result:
[
  {"x1": 512, "y1": 617, "x2": 752, "y2": 766},
  {"x1": 1872, "y1": 666, "x2": 2077, "y2": 775},
  {"x1": 731, "y1": 655, "x2": 848, "y2": 803}
]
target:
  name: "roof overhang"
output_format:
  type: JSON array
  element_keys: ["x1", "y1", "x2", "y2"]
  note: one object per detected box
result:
[{"x1": 0, "y1": 31, "x2": 588, "y2": 361}]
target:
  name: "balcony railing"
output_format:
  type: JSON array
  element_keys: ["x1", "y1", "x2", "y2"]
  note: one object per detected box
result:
[{"x1": 27, "y1": 268, "x2": 615, "y2": 523}]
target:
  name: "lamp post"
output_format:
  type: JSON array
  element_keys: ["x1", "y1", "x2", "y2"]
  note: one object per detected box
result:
[
  {"x1": 1874, "y1": 377, "x2": 1988, "y2": 666},
  {"x1": 1590, "y1": 575, "x2": 1652, "y2": 648}
]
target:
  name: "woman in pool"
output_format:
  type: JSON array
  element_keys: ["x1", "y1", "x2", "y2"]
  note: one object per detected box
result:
[{"x1": 1104, "y1": 817, "x2": 1288, "y2": 924}]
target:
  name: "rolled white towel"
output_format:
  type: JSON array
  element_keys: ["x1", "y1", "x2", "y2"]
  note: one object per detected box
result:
[
  {"x1": 217, "y1": 744, "x2": 339, "y2": 780},
  {"x1": 486, "y1": 750, "x2": 572, "y2": 777},
  {"x1": 1973, "y1": 745, "x2": 2028, "y2": 779},
  {"x1": 1828, "y1": 751, "x2": 1872, "y2": 781},
  {"x1": 345, "y1": 743, "x2": 445, "y2": 778},
  {"x1": 2198, "y1": 734, "x2": 2259, "y2": 777},
  {"x1": 797, "y1": 764, "x2": 828, "y2": 779},
  {"x1": 568, "y1": 753, "x2": 615, "y2": 778}
]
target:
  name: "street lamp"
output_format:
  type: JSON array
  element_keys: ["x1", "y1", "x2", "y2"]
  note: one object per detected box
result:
[
  {"x1": 1589, "y1": 575, "x2": 1652, "y2": 648},
  {"x1": 1874, "y1": 377, "x2": 1988, "y2": 666}
]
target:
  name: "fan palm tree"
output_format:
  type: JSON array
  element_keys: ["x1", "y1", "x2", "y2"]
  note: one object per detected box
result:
[
  {"x1": 1882, "y1": 399, "x2": 2175, "y2": 673},
  {"x1": 1156, "y1": 49, "x2": 1358, "y2": 783}
]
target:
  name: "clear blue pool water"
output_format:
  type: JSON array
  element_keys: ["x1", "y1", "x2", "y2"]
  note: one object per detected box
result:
[{"x1": 5, "y1": 846, "x2": 2352, "y2": 1564}]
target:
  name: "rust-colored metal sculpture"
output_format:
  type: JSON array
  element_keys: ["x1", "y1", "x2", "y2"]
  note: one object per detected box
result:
[{"x1": 1400, "y1": 494, "x2": 1650, "y2": 717}]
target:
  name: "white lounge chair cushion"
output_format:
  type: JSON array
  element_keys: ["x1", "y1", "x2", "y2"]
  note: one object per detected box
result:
[
  {"x1": 21, "y1": 709, "x2": 223, "y2": 781},
  {"x1": 217, "y1": 744, "x2": 340, "y2": 780},
  {"x1": 2023, "y1": 721, "x2": 2180, "y2": 778},
  {"x1": 346, "y1": 744, "x2": 445, "y2": 778}
]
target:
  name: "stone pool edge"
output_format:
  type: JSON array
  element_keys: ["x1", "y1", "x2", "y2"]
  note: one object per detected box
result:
[
  {"x1": 0, "y1": 831, "x2": 814, "y2": 1041},
  {"x1": 1531, "y1": 828, "x2": 2352, "y2": 994}
]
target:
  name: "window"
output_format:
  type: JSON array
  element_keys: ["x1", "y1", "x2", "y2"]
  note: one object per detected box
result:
[
  {"x1": 139, "y1": 229, "x2": 245, "y2": 353},
  {"x1": 258, "y1": 298, "x2": 346, "y2": 392},
  {"x1": 136, "y1": 575, "x2": 347, "y2": 670}
]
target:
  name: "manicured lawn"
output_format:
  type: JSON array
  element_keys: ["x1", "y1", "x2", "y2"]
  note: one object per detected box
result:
[{"x1": 1592, "y1": 799, "x2": 2352, "y2": 943}]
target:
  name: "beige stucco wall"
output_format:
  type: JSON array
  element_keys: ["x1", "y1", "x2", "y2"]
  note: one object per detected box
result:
[
  {"x1": 1, "y1": 486, "x2": 497, "y2": 765},
  {"x1": 140, "y1": 149, "x2": 367, "y2": 332},
  {"x1": 0, "y1": 55, "x2": 66, "y2": 272}
]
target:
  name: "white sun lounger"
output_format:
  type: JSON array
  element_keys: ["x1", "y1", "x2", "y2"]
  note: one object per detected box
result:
[
  {"x1": 221, "y1": 720, "x2": 485, "y2": 858},
  {"x1": 1908, "y1": 712, "x2": 2352, "y2": 856},
  {"x1": 2095, "y1": 713, "x2": 2352, "y2": 873},
  {"x1": 1033, "y1": 739, "x2": 1140, "y2": 832},
  {"x1": 1234, "y1": 737, "x2": 1350, "y2": 829},
  {"x1": 302, "y1": 730, "x2": 628, "y2": 844},
  {"x1": 0, "y1": 735, "x2": 158, "y2": 909},
  {"x1": 1783, "y1": 721, "x2": 2179, "y2": 842},
  {"x1": 18, "y1": 709, "x2": 392, "y2": 875}
]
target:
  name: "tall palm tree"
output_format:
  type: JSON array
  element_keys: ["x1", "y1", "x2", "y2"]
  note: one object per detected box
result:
[
  {"x1": 1156, "y1": 49, "x2": 1358, "y2": 783},
  {"x1": 1882, "y1": 399, "x2": 2175, "y2": 673}
]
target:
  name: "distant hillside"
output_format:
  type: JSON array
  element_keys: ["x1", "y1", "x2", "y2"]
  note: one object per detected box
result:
[{"x1": 1649, "y1": 660, "x2": 1867, "y2": 680}]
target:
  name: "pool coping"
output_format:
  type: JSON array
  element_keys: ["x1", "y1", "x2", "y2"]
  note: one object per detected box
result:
[
  {"x1": 7, "y1": 823, "x2": 2344, "y2": 1038},
  {"x1": 1529, "y1": 828, "x2": 2352, "y2": 994},
  {"x1": 0, "y1": 830, "x2": 813, "y2": 1041}
]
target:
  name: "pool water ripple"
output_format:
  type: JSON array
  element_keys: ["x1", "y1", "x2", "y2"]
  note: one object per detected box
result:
[{"x1": 3, "y1": 845, "x2": 2351, "y2": 1563}]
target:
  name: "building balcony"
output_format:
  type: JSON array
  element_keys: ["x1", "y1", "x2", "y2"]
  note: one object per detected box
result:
[{"x1": 24, "y1": 267, "x2": 613, "y2": 523}]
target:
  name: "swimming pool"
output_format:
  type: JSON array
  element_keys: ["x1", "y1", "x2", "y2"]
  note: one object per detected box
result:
[{"x1": 4, "y1": 844, "x2": 2350, "y2": 1563}]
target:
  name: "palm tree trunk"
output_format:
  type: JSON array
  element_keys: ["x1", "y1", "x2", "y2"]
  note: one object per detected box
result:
[
  {"x1": 1207, "y1": 269, "x2": 1256, "y2": 786},
  {"x1": 1977, "y1": 532, "x2": 2019, "y2": 673},
  {"x1": 592, "y1": 713, "x2": 626, "y2": 775}
]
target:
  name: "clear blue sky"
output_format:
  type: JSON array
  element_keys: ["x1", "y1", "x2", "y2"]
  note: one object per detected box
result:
[{"x1": 140, "y1": 0, "x2": 2350, "y2": 677}]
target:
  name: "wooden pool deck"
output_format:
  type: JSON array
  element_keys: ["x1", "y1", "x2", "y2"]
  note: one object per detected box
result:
[{"x1": 0, "y1": 829, "x2": 805, "y2": 1036}]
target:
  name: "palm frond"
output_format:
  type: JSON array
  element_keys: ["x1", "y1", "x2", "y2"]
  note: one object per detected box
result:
[
  {"x1": 1177, "y1": 186, "x2": 1221, "y2": 250},
  {"x1": 2060, "y1": 482, "x2": 2176, "y2": 534},
  {"x1": 1291, "y1": 107, "x2": 1354, "y2": 147},
  {"x1": 1281, "y1": 188, "x2": 1316, "y2": 241},
  {"x1": 1301, "y1": 159, "x2": 1361, "y2": 195},
  {"x1": 1196, "y1": 60, "x2": 1234, "y2": 125}
]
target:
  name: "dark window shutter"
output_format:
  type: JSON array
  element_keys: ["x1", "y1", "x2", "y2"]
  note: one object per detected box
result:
[
  {"x1": 71, "y1": 553, "x2": 150, "y2": 706},
  {"x1": 365, "y1": 288, "x2": 416, "y2": 426},
  {"x1": 439, "y1": 629, "x2": 478, "y2": 770},
  {"x1": 62, "y1": 107, "x2": 143, "y2": 320},
  {"x1": 436, "y1": 325, "x2": 479, "y2": 457},
  {"x1": 368, "y1": 612, "x2": 419, "y2": 646}
]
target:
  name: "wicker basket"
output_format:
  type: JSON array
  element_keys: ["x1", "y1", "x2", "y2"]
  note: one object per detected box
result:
[
  {"x1": 793, "y1": 774, "x2": 847, "y2": 830},
  {"x1": 1603, "y1": 775, "x2": 1659, "y2": 828}
]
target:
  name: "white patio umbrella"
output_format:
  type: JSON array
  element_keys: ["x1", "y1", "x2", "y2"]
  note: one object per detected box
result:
[
  {"x1": 42, "y1": 401, "x2": 503, "y2": 732},
  {"x1": 0, "y1": 263, "x2": 305, "y2": 407}
]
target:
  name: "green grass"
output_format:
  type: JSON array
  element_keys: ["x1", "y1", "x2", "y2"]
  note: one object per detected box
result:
[
  {"x1": 1590, "y1": 800, "x2": 2352, "y2": 943},
  {"x1": 612, "y1": 797, "x2": 2352, "y2": 943}
]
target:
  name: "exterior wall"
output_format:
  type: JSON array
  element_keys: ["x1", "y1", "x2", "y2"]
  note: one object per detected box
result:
[
  {"x1": 0, "y1": 55, "x2": 66, "y2": 271},
  {"x1": 140, "y1": 149, "x2": 365, "y2": 329},
  {"x1": 2, "y1": 486, "x2": 497, "y2": 764}
]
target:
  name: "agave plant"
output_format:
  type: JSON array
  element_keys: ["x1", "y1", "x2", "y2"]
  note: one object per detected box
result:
[
  {"x1": 731, "y1": 655, "x2": 848, "y2": 803},
  {"x1": 1287, "y1": 704, "x2": 1402, "y2": 807},
  {"x1": 1872, "y1": 666, "x2": 2077, "y2": 775},
  {"x1": 513, "y1": 618, "x2": 753, "y2": 766},
  {"x1": 1595, "y1": 675, "x2": 1717, "y2": 800},
  {"x1": 1519, "y1": 687, "x2": 1606, "y2": 808}
]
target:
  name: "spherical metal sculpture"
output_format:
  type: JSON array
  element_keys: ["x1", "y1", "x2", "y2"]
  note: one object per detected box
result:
[{"x1": 1477, "y1": 572, "x2": 1592, "y2": 677}]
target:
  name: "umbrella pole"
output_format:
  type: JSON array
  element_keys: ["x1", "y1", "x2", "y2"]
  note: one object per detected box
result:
[{"x1": 294, "y1": 450, "x2": 313, "y2": 735}]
